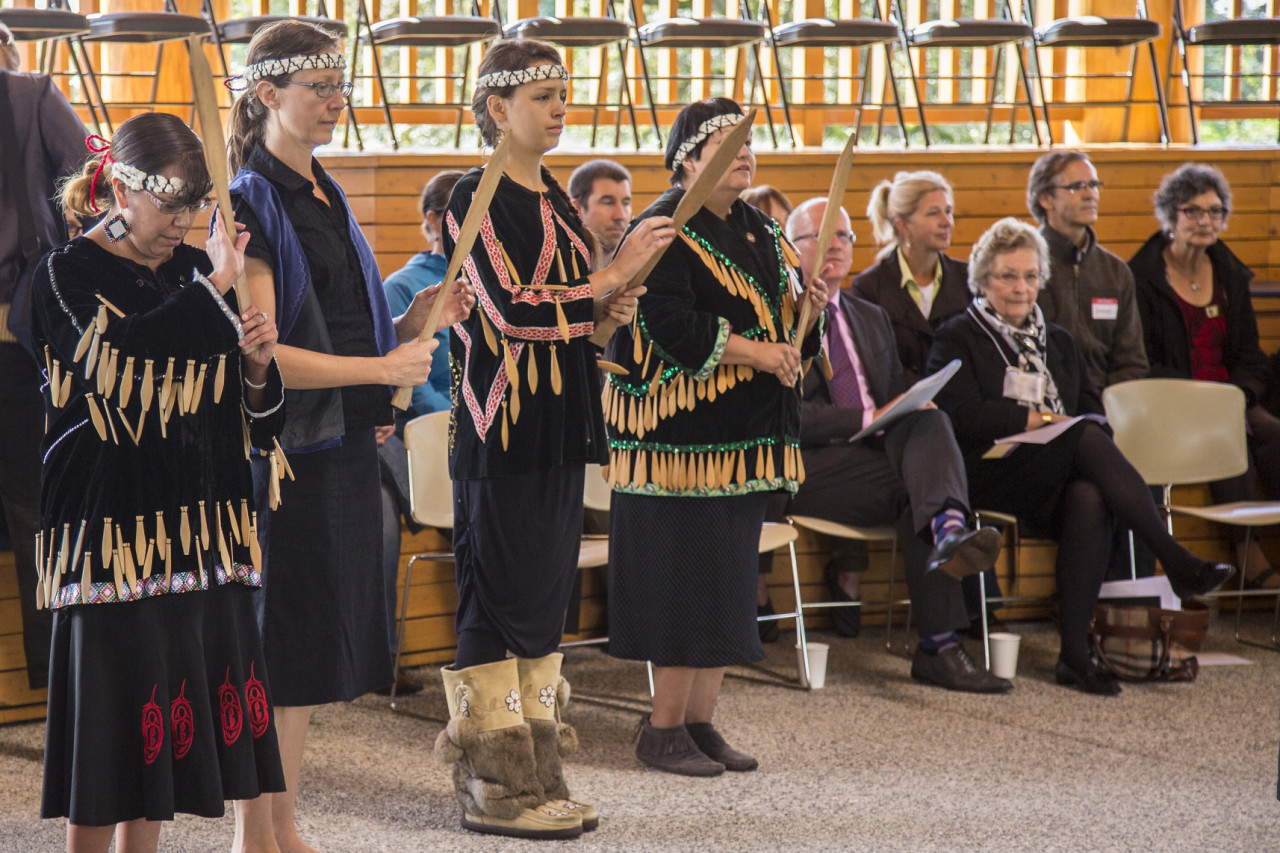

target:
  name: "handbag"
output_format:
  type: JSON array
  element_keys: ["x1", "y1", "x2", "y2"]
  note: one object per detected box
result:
[
  {"x1": 1090, "y1": 600, "x2": 1209, "y2": 682},
  {"x1": 0, "y1": 72, "x2": 61, "y2": 356}
]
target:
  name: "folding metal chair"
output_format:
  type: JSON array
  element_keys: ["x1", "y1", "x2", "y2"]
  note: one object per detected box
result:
[
  {"x1": 631, "y1": 0, "x2": 784, "y2": 148},
  {"x1": 500, "y1": 0, "x2": 655, "y2": 148},
  {"x1": 52, "y1": 0, "x2": 211, "y2": 135},
  {"x1": 1021, "y1": 0, "x2": 1170, "y2": 143},
  {"x1": 890, "y1": 0, "x2": 1042, "y2": 146},
  {"x1": 345, "y1": 0, "x2": 500, "y2": 149},
  {"x1": 763, "y1": 0, "x2": 911, "y2": 146},
  {"x1": 1168, "y1": 0, "x2": 1280, "y2": 143}
]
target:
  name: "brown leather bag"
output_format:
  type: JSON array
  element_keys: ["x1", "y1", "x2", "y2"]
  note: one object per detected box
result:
[{"x1": 1090, "y1": 601, "x2": 1210, "y2": 682}]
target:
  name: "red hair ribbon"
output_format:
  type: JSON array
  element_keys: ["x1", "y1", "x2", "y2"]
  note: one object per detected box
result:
[{"x1": 85, "y1": 134, "x2": 113, "y2": 214}]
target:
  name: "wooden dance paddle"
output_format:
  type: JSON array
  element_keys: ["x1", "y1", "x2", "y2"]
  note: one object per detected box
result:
[
  {"x1": 792, "y1": 132, "x2": 857, "y2": 347},
  {"x1": 188, "y1": 35, "x2": 251, "y2": 314},
  {"x1": 391, "y1": 134, "x2": 512, "y2": 410},
  {"x1": 624, "y1": 108, "x2": 758, "y2": 294}
]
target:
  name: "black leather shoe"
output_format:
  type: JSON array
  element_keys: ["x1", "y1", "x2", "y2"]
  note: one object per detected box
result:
[
  {"x1": 823, "y1": 561, "x2": 861, "y2": 638},
  {"x1": 1055, "y1": 656, "x2": 1121, "y2": 697},
  {"x1": 911, "y1": 645, "x2": 1012, "y2": 693},
  {"x1": 757, "y1": 600, "x2": 780, "y2": 643},
  {"x1": 1165, "y1": 559, "x2": 1235, "y2": 601},
  {"x1": 926, "y1": 528, "x2": 1002, "y2": 580}
]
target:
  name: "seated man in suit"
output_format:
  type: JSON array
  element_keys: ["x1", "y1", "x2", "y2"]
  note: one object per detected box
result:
[{"x1": 786, "y1": 198, "x2": 1010, "y2": 692}]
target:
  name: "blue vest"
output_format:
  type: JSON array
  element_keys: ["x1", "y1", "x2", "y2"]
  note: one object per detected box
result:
[{"x1": 229, "y1": 169, "x2": 396, "y2": 452}]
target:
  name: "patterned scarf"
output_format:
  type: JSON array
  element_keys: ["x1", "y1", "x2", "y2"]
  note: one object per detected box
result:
[{"x1": 972, "y1": 296, "x2": 1064, "y2": 414}]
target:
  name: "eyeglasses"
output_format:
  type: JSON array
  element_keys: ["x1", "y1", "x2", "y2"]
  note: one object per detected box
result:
[
  {"x1": 792, "y1": 230, "x2": 856, "y2": 247},
  {"x1": 1177, "y1": 205, "x2": 1228, "y2": 224},
  {"x1": 280, "y1": 79, "x2": 353, "y2": 99},
  {"x1": 1054, "y1": 180, "x2": 1105, "y2": 194},
  {"x1": 989, "y1": 271, "x2": 1046, "y2": 286},
  {"x1": 139, "y1": 190, "x2": 213, "y2": 217}
]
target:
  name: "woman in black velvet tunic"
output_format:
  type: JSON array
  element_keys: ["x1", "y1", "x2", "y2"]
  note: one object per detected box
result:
[
  {"x1": 33, "y1": 113, "x2": 284, "y2": 852},
  {"x1": 605, "y1": 98, "x2": 826, "y2": 777}
]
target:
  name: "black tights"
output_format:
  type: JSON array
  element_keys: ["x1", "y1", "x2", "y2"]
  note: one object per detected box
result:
[
  {"x1": 1056, "y1": 424, "x2": 1205, "y2": 668},
  {"x1": 455, "y1": 627, "x2": 508, "y2": 670}
]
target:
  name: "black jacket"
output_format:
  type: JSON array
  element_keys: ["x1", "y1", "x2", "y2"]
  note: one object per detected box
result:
[
  {"x1": 926, "y1": 305, "x2": 1103, "y2": 468},
  {"x1": 800, "y1": 290, "x2": 904, "y2": 446},
  {"x1": 852, "y1": 250, "x2": 971, "y2": 387},
  {"x1": 1128, "y1": 231, "x2": 1270, "y2": 406}
]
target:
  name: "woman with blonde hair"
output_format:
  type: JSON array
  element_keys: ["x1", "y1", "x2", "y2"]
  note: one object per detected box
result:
[
  {"x1": 849, "y1": 170, "x2": 994, "y2": 636},
  {"x1": 853, "y1": 170, "x2": 969, "y2": 386}
]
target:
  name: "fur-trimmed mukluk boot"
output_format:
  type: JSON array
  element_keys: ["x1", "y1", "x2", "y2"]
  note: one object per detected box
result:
[
  {"x1": 434, "y1": 658, "x2": 583, "y2": 839},
  {"x1": 516, "y1": 653, "x2": 599, "y2": 831}
]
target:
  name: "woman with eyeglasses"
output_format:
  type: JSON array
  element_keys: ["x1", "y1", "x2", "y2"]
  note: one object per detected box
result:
[
  {"x1": 927, "y1": 217, "x2": 1233, "y2": 696},
  {"x1": 34, "y1": 111, "x2": 285, "y2": 852},
  {"x1": 1129, "y1": 163, "x2": 1280, "y2": 589},
  {"x1": 224, "y1": 20, "x2": 472, "y2": 852}
]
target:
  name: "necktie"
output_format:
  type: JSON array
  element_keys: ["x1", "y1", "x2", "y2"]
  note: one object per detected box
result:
[{"x1": 825, "y1": 305, "x2": 864, "y2": 409}]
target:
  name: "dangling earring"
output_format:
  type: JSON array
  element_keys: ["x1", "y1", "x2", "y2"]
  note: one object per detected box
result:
[{"x1": 104, "y1": 213, "x2": 131, "y2": 244}]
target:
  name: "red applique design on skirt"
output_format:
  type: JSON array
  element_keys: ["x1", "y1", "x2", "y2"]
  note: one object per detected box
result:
[
  {"x1": 170, "y1": 680, "x2": 195, "y2": 759},
  {"x1": 244, "y1": 662, "x2": 269, "y2": 739},
  {"x1": 141, "y1": 685, "x2": 164, "y2": 765},
  {"x1": 219, "y1": 667, "x2": 243, "y2": 746}
]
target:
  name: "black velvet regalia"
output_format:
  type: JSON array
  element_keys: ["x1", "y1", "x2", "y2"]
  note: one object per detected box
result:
[
  {"x1": 444, "y1": 166, "x2": 607, "y2": 657},
  {"x1": 604, "y1": 189, "x2": 813, "y2": 496},
  {"x1": 605, "y1": 189, "x2": 818, "y2": 667},
  {"x1": 32, "y1": 238, "x2": 286, "y2": 826}
]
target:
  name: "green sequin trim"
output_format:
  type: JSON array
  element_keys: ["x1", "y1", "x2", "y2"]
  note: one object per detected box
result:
[
  {"x1": 613, "y1": 476, "x2": 800, "y2": 498},
  {"x1": 608, "y1": 436, "x2": 798, "y2": 454},
  {"x1": 692, "y1": 318, "x2": 732, "y2": 382}
]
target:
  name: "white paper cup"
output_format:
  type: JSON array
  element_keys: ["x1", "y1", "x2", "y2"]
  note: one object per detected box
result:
[
  {"x1": 987, "y1": 632, "x2": 1021, "y2": 680},
  {"x1": 795, "y1": 641, "x2": 830, "y2": 689}
]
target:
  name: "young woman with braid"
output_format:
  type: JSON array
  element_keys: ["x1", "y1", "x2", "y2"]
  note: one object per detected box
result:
[
  {"x1": 431, "y1": 38, "x2": 674, "y2": 840},
  {"x1": 223, "y1": 20, "x2": 472, "y2": 852}
]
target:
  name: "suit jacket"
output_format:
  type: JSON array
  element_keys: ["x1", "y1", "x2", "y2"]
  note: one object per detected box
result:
[
  {"x1": 0, "y1": 71, "x2": 88, "y2": 305},
  {"x1": 852, "y1": 250, "x2": 971, "y2": 387},
  {"x1": 926, "y1": 305, "x2": 1104, "y2": 468},
  {"x1": 800, "y1": 290, "x2": 905, "y2": 446}
]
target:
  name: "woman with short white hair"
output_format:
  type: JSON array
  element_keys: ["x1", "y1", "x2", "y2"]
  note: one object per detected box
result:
[{"x1": 927, "y1": 217, "x2": 1233, "y2": 696}]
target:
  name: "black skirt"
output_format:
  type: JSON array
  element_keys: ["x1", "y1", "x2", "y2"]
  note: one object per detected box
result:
[
  {"x1": 966, "y1": 419, "x2": 1095, "y2": 537},
  {"x1": 608, "y1": 492, "x2": 768, "y2": 668},
  {"x1": 258, "y1": 428, "x2": 392, "y2": 705},
  {"x1": 41, "y1": 582, "x2": 285, "y2": 826},
  {"x1": 452, "y1": 464, "x2": 586, "y2": 658}
]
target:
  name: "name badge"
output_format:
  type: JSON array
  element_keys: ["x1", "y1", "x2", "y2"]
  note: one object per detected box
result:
[
  {"x1": 1003, "y1": 367, "x2": 1046, "y2": 406},
  {"x1": 1091, "y1": 298, "x2": 1118, "y2": 320},
  {"x1": 1206, "y1": 304, "x2": 1220, "y2": 318}
]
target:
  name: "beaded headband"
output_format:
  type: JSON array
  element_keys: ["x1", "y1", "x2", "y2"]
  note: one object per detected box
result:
[
  {"x1": 476, "y1": 63, "x2": 569, "y2": 91},
  {"x1": 111, "y1": 162, "x2": 186, "y2": 195},
  {"x1": 226, "y1": 52, "x2": 346, "y2": 91},
  {"x1": 86, "y1": 134, "x2": 187, "y2": 213},
  {"x1": 670, "y1": 113, "x2": 744, "y2": 172}
]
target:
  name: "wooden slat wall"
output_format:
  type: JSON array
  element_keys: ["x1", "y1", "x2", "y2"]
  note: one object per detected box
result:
[{"x1": 3, "y1": 144, "x2": 1279, "y2": 721}]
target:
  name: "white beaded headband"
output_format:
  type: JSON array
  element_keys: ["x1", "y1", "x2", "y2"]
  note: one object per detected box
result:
[
  {"x1": 226, "y1": 52, "x2": 346, "y2": 90},
  {"x1": 476, "y1": 63, "x2": 569, "y2": 91},
  {"x1": 671, "y1": 113, "x2": 744, "y2": 171},
  {"x1": 112, "y1": 161, "x2": 186, "y2": 195}
]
